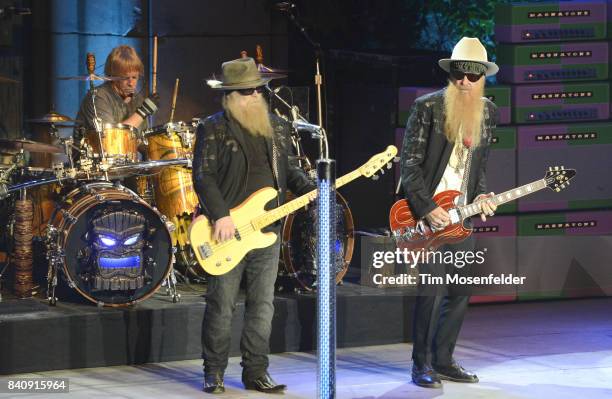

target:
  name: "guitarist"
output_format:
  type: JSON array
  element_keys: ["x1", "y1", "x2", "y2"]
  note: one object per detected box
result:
[
  {"x1": 400, "y1": 37, "x2": 498, "y2": 389},
  {"x1": 192, "y1": 57, "x2": 314, "y2": 394}
]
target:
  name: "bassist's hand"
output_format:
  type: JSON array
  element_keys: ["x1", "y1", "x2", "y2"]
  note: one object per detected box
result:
[
  {"x1": 425, "y1": 207, "x2": 451, "y2": 230},
  {"x1": 475, "y1": 192, "x2": 497, "y2": 222},
  {"x1": 214, "y1": 216, "x2": 236, "y2": 243}
]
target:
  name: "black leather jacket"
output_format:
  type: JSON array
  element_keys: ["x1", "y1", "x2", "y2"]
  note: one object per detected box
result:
[
  {"x1": 400, "y1": 88, "x2": 498, "y2": 220},
  {"x1": 192, "y1": 111, "x2": 315, "y2": 221}
]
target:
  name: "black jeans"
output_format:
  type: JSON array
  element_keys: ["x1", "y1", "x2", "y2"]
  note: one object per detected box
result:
[
  {"x1": 202, "y1": 230, "x2": 280, "y2": 381},
  {"x1": 412, "y1": 236, "x2": 474, "y2": 368}
]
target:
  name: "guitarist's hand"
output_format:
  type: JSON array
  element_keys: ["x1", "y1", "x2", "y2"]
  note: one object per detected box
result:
[
  {"x1": 214, "y1": 216, "x2": 236, "y2": 243},
  {"x1": 425, "y1": 207, "x2": 451, "y2": 230},
  {"x1": 475, "y1": 192, "x2": 497, "y2": 222}
]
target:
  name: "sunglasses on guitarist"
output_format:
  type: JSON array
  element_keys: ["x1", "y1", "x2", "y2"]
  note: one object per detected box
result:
[
  {"x1": 233, "y1": 86, "x2": 266, "y2": 96},
  {"x1": 450, "y1": 70, "x2": 484, "y2": 83}
]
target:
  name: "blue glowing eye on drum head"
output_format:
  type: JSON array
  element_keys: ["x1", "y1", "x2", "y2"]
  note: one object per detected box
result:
[
  {"x1": 99, "y1": 235, "x2": 117, "y2": 247},
  {"x1": 123, "y1": 234, "x2": 140, "y2": 246}
]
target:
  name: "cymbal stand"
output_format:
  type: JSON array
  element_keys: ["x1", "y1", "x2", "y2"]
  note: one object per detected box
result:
[{"x1": 86, "y1": 53, "x2": 109, "y2": 180}]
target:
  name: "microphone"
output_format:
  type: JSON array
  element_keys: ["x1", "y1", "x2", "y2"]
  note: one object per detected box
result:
[{"x1": 292, "y1": 120, "x2": 322, "y2": 134}]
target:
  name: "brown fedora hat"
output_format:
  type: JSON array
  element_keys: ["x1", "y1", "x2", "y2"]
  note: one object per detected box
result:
[{"x1": 207, "y1": 57, "x2": 283, "y2": 90}]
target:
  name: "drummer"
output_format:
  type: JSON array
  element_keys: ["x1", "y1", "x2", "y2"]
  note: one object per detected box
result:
[{"x1": 74, "y1": 45, "x2": 159, "y2": 139}]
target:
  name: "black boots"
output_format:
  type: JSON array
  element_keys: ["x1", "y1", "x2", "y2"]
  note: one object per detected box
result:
[
  {"x1": 203, "y1": 372, "x2": 225, "y2": 394},
  {"x1": 243, "y1": 372, "x2": 287, "y2": 393}
]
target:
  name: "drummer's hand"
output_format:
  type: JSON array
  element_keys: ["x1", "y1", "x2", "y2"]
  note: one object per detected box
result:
[
  {"x1": 136, "y1": 94, "x2": 160, "y2": 118},
  {"x1": 213, "y1": 216, "x2": 236, "y2": 243}
]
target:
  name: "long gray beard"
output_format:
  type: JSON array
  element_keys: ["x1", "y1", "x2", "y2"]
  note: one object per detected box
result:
[{"x1": 223, "y1": 94, "x2": 273, "y2": 138}]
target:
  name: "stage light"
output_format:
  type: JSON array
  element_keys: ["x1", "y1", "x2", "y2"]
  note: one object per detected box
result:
[{"x1": 317, "y1": 159, "x2": 336, "y2": 399}]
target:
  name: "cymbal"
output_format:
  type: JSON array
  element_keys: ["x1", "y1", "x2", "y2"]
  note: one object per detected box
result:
[
  {"x1": 56, "y1": 74, "x2": 124, "y2": 82},
  {"x1": 258, "y1": 64, "x2": 289, "y2": 76},
  {"x1": 0, "y1": 138, "x2": 64, "y2": 154},
  {"x1": 0, "y1": 75, "x2": 19, "y2": 84},
  {"x1": 26, "y1": 110, "x2": 75, "y2": 124}
]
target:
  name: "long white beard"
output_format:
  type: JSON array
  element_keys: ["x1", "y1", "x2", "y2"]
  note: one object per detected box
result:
[{"x1": 443, "y1": 80, "x2": 485, "y2": 147}]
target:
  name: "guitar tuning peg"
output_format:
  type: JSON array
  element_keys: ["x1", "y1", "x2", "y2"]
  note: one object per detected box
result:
[
  {"x1": 380, "y1": 169, "x2": 385, "y2": 175},
  {"x1": 554, "y1": 166, "x2": 559, "y2": 171},
  {"x1": 393, "y1": 156, "x2": 400, "y2": 162},
  {"x1": 372, "y1": 174, "x2": 380, "y2": 181},
  {"x1": 386, "y1": 162, "x2": 392, "y2": 169},
  {"x1": 549, "y1": 167, "x2": 553, "y2": 171},
  {"x1": 555, "y1": 188, "x2": 561, "y2": 192},
  {"x1": 561, "y1": 184, "x2": 566, "y2": 189}
]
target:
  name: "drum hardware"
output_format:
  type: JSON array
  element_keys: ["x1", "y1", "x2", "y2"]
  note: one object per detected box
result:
[{"x1": 162, "y1": 268, "x2": 181, "y2": 303}]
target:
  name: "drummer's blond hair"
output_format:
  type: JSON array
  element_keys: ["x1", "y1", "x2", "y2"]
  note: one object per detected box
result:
[{"x1": 104, "y1": 45, "x2": 144, "y2": 77}]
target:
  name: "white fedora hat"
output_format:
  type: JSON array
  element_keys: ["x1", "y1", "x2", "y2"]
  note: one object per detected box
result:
[{"x1": 438, "y1": 37, "x2": 498, "y2": 77}]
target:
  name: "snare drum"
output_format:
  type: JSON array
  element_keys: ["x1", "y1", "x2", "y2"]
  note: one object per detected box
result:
[{"x1": 85, "y1": 123, "x2": 139, "y2": 164}]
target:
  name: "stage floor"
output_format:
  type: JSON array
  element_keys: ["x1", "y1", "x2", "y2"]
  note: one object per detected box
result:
[{"x1": 2, "y1": 297, "x2": 611, "y2": 398}]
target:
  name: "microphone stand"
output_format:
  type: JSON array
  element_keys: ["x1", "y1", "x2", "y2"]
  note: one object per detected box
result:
[
  {"x1": 265, "y1": 85, "x2": 328, "y2": 160},
  {"x1": 279, "y1": 4, "x2": 327, "y2": 160}
]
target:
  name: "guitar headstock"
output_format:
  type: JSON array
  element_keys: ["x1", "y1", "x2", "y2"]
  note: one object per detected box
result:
[
  {"x1": 359, "y1": 145, "x2": 398, "y2": 178},
  {"x1": 544, "y1": 166, "x2": 576, "y2": 192}
]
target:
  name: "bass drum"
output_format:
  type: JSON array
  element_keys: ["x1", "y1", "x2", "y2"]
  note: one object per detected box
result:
[
  {"x1": 279, "y1": 192, "x2": 354, "y2": 291},
  {"x1": 46, "y1": 181, "x2": 174, "y2": 307}
]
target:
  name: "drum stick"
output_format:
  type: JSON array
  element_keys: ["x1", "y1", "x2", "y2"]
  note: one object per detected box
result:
[
  {"x1": 169, "y1": 78, "x2": 179, "y2": 123},
  {"x1": 152, "y1": 35, "x2": 158, "y2": 94}
]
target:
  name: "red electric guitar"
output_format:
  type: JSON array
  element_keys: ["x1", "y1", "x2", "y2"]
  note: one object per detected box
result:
[{"x1": 389, "y1": 166, "x2": 576, "y2": 251}]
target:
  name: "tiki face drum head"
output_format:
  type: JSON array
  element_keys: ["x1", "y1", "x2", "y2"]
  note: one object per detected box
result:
[{"x1": 50, "y1": 183, "x2": 172, "y2": 306}]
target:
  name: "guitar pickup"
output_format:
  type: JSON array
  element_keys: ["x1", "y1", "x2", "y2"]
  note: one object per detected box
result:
[
  {"x1": 448, "y1": 209, "x2": 461, "y2": 224},
  {"x1": 234, "y1": 230, "x2": 241, "y2": 241},
  {"x1": 198, "y1": 243, "x2": 213, "y2": 259}
]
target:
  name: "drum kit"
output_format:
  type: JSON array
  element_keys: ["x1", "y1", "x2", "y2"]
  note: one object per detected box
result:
[
  {"x1": 0, "y1": 106, "x2": 196, "y2": 306},
  {"x1": 0, "y1": 47, "x2": 355, "y2": 307}
]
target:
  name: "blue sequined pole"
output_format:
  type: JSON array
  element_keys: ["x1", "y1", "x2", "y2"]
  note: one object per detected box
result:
[{"x1": 317, "y1": 159, "x2": 336, "y2": 399}]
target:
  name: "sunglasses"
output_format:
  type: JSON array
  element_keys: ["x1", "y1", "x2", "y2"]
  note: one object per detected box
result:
[
  {"x1": 450, "y1": 70, "x2": 484, "y2": 83},
  {"x1": 234, "y1": 86, "x2": 266, "y2": 96}
]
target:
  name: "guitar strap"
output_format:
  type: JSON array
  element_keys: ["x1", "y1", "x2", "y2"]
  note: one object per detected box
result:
[
  {"x1": 458, "y1": 145, "x2": 473, "y2": 206},
  {"x1": 271, "y1": 136, "x2": 281, "y2": 209}
]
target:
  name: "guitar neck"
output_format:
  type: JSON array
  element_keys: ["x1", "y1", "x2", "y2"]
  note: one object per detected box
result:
[
  {"x1": 459, "y1": 178, "x2": 548, "y2": 219},
  {"x1": 251, "y1": 169, "x2": 362, "y2": 230}
]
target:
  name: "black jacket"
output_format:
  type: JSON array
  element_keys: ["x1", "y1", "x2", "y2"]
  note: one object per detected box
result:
[
  {"x1": 400, "y1": 88, "x2": 498, "y2": 220},
  {"x1": 192, "y1": 111, "x2": 315, "y2": 221}
]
